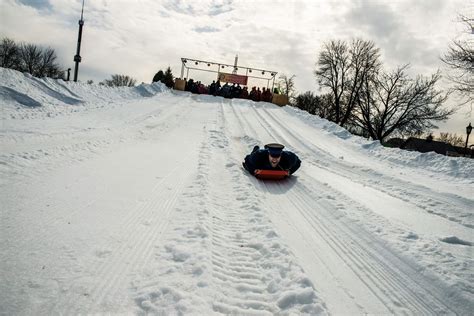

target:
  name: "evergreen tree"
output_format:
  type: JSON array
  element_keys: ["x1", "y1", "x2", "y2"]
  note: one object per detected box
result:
[
  {"x1": 163, "y1": 66, "x2": 174, "y2": 88},
  {"x1": 152, "y1": 70, "x2": 165, "y2": 83}
]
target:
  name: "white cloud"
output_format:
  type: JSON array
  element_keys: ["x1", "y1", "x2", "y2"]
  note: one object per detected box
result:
[{"x1": 1, "y1": 0, "x2": 471, "y2": 135}]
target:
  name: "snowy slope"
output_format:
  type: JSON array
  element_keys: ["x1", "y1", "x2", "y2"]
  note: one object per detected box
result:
[{"x1": 1, "y1": 68, "x2": 473, "y2": 315}]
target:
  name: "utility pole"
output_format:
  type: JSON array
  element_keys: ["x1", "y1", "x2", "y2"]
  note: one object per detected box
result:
[{"x1": 73, "y1": 0, "x2": 85, "y2": 82}]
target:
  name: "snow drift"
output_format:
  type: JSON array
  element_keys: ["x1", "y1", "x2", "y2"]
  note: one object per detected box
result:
[{"x1": 1, "y1": 68, "x2": 473, "y2": 315}]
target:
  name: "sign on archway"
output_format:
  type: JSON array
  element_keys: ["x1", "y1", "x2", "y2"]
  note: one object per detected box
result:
[
  {"x1": 176, "y1": 56, "x2": 289, "y2": 106},
  {"x1": 179, "y1": 56, "x2": 277, "y2": 90},
  {"x1": 218, "y1": 72, "x2": 248, "y2": 85}
]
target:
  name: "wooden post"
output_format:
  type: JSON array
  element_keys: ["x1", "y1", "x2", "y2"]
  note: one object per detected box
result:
[
  {"x1": 174, "y1": 79, "x2": 186, "y2": 91},
  {"x1": 272, "y1": 94, "x2": 288, "y2": 107}
]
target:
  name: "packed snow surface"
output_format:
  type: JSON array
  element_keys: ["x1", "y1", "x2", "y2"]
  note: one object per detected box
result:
[{"x1": 1, "y1": 68, "x2": 473, "y2": 315}]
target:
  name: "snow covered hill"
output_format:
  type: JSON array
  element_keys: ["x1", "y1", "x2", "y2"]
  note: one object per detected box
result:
[{"x1": 1, "y1": 68, "x2": 473, "y2": 315}]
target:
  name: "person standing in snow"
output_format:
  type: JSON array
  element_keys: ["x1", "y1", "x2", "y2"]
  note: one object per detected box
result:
[{"x1": 243, "y1": 143, "x2": 301, "y2": 176}]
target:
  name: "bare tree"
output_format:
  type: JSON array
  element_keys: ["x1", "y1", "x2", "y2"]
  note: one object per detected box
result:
[
  {"x1": 278, "y1": 74, "x2": 296, "y2": 100},
  {"x1": 38, "y1": 47, "x2": 59, "y2": 77},
  {"x1": 437, "y1": 132, "x2": 464, "y2": 147},
  {"x1": 315, "y1": 40, "x2": 349, "y2": 124},
  {"x1": 102, "y1": 74, "x2": 137, "y2": 87},
  {"x1": 441, "y1": 14, "x2": 474, "y2": 105},
  {"x1": 19, "y1": 43, "x2": 42, "y2": 75},
  {"x1": 315, "y1": 39, "x2": 381, "y2": 126},
  {"x1": 292, "y1": 91, "x2": 335, "y2": 120},
  {"x1": 352, "y1": 66, "x2": 452, "y2": 142},
  {"x1": 0, "y1": 37, "x2": 20, "y2": 69},
  {"x1": 1, "y1": 37, "x2": 64, "y2": 79},
  {"x1": 342, "y1": 39, "x2": 381, "y2": 125},
  {"x1": 441, "y1": 40, "x2": 474, "y2": 104}
]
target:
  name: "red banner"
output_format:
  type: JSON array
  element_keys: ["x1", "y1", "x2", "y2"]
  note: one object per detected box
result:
[{"x1": 218, "y1": 72, "x2": 248, "y2": 85}]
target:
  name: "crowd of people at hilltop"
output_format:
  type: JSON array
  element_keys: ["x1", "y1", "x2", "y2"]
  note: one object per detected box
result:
[{"x1": 183, "y1": 78, "x2": 279, "y2": 102}]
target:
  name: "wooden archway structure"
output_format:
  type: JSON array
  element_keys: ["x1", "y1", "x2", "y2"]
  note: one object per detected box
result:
[{"x1": 179, "y1": 57, "x2": 278, "y2": 90}]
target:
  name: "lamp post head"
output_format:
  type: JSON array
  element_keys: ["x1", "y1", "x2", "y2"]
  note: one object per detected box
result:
[{"x1": 467, "y1": 123, "x2": 472, "y2": 135}]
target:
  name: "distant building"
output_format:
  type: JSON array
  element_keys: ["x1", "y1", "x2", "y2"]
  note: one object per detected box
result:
[
  {"x1": 384, "y1": 137, "x2": 473, "y2": 158},
  {"x1": 383, "y1": 138, "x2": 405, "y2": 148},
  {"x1": 400, "y1": 137, "x2": 457, "y2": 155}
]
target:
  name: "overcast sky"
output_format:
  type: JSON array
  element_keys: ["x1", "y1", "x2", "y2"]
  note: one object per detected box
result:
[{"x1": 1, "y1": 0, "x2": 472, "y2": 136}]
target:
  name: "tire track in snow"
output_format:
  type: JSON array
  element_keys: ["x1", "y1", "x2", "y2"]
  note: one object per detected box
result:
[{"x1": 246, "y1": 102, "x2": 460, "y2": 314}]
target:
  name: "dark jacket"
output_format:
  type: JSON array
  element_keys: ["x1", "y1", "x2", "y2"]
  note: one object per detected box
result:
[{"x1": 244, "y1": 149, "x2": 301, "y2": 175}]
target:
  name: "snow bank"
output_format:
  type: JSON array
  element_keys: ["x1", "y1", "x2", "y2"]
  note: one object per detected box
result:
[
  {"x1": 1, "y1": 66, "x2": 473, "y2": 315},
  {"x1": 283, "y1": 105, "x2": 474, "y2": 179},
  {"x1": 0, "y1": 67, "x2": 167, "y2": 114}
]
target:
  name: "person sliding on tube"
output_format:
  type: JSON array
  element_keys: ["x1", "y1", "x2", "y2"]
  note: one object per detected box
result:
[{"x1": 242, "y1": 143, "x2": 301, "y2": 177}]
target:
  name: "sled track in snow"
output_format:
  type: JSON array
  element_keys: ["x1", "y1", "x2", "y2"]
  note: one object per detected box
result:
[
  {"x1": 277, "y1": 179, "x2": 456, "y2": 314},
  {"x1": 58, "y1": 156, "x2": 192, "y2": 313},
  {"x1": 132, "y1": 107, "x2": 217, "y2": 314},
  {"x1": 58, "y1": 100, "x2": 197, "y2": 314},
  {"x1": 130, "y1": 100, "x2": 325, "y2": 314},
  {"x1": 2, "y1": 94, "x2": 189, "y2": 185},
  {"x1": 229, "y1": 100, "x2": 464, "y2": 314},
  {"x1": 90, "y1": 158, "x2": 191, "y2": 307},
  {"x1": 258, "y1": 105, "x2": 472, "y2": 228},
  {"x1": 208, "y1": 102, "x2": 323, "y2": 314},
  {"x1": 6, "y1": 97, "x2": 192, "y2": 264},
  {"x1": 4, "y1": 87, "x2": 471, "y2": 315}
]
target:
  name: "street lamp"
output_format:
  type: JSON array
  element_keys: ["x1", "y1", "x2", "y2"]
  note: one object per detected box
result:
[{"x1": 465, "y1": 122, "x2": 472, "y2": 150}]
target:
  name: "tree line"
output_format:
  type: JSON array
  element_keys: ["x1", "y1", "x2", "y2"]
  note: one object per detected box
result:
[
  {"x1": 100, "y1": 66, "x2": 174, "y2": 88},
  {"x1": 1, "y1": 15, "x2": 471, "y2": 146},
  {"x1": 290, "y1": 15, "x2": 472, "y2": 144},
  {"x1": 291, "y1": 37, "x2": 472, "y2": 143},
  {"x1": 0, "y1": 37, "x2": 64, "y2": 79},
  {"x1": 0, "y1": 36, "x2": 175, "y2": 88}
]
